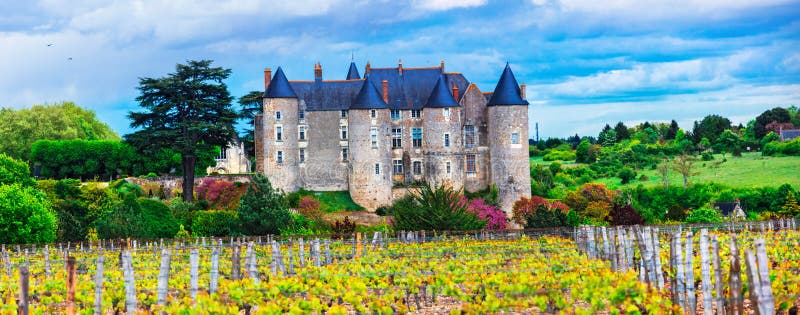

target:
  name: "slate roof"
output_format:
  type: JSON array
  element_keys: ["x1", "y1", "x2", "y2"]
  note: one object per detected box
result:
[
  {"x1": 781, "y1": 129, "x2": 800, "y2": 141},
  {"x1": 487, "y1": 64, "x2": 529, "y2": 106},
  {"x1": 264, "y1": 67, "x2": 297, "y2": 98},
  {"x1": 713, "y1": 202, "x2": 741, "y2": 217},
  {"x1": 350, "y1": 76, "x2": 388, "y2": 110},
  {"x1": 346, "y1": 62, "x2": 361, "y2": 80},
  {"x1": 424, "y1": 75, "x2": 459, "y2": 108},
  {"x1": 265, "y1": 63, "x2": 471, "y2": 111}
]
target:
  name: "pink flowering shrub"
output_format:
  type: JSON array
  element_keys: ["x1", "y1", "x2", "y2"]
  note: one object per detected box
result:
[
  {"x1": 466, "y1": 198, "x2": 508, "y2": 231},
  {"x1": 196, "y1": 178, "x2": 246, "y2": 210}
]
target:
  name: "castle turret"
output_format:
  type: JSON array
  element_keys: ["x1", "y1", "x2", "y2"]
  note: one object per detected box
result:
[
  {"x1": 423, "y1": 75, "x2": 464, "y2": 189},
  {"x1": 262, "y1": 67, "x2": 300, "y2": 192},
  {"x1": 348, "y1": 77, "x2": 392, "y2": 210},
  {"x1": 346, "y1": 62, "x2": 360, "y2": 80},
  {"x1": 486, "y1": 64, "x2": 531, "y2": 214}
]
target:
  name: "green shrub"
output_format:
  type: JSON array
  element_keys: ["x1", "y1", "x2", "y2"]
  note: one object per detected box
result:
[
  {"x1": 685, "y1": 207, "x2": 723, "y2": 223},
  {"x1": 237, "y1": 174, "x2": 294, "y2": 235},
  {"x1": 763, "y1": 138, "x2": 800, "y2": 156},
  {"x1": 0, "y1": 153, "x2": 34, "y2": 187},
  {"x1": 617, "y1": 167, "x2": 637, "y2": 184},
  {"x1": 139, "y1": 198, "x2": 180, "y2": 238},
  {"x1": 0, "y1": 183, "x2": 57, "y2": 244},
  {"x1": 95, "y1": 195, "x2": 179, "y2": 239},
  {"x1": 701, "y1": 151, "x2": 714, "y2": 161},
  {"x1": 390, "y1": 184, "x2": 485, "y2": 231},
  {"x1": 543, "y1": 150, "x2": 576, "y2": 161},
  {"x1": 192, "y1": 210, "x2": 239, "y2": 237}
]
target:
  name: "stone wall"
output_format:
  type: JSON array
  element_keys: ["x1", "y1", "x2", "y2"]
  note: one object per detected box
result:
[
  {"x1": 423, "y1": 106, "x2": 464, "y2": 190},
  {"x1": 299, "y1": 110, "x2": 349, "y2": 191},
  {"x1": 347, "y1": 109, "x2": 393, "y2": 211},
  {"x1": 263, "y1": 97, "x2": 299, "y2": 192}
]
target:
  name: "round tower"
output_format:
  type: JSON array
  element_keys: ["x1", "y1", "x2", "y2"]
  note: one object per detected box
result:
[
  {"x1": 347, "y1": 78, "x2": 392, "y2": 211},
  {"x1": 263, "y1": 67, "x2": 300, "y2": 192},
  {"x1": 422, "y1": 75, "x2": 464, "y2": 190},
  {"x1": 486, "y1": 64, "x2": 532, "y2": 214}
]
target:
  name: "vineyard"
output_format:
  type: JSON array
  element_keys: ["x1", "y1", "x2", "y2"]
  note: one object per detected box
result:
[{"x1": 0, "y1": 221, "x2": 799, "y2": 314}]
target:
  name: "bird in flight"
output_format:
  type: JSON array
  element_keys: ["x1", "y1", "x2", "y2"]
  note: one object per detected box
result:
[
  {"x1": 67, "y1": 57, "x2": 73, "y2": 61},
  {"x1": 47, "y1": 43, "x2": 53, "y2": 47}
]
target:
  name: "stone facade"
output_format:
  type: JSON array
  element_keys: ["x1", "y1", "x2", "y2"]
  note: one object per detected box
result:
[
  {"x1": 207, "y1": 141, "x2": 251, "y2": 175},
  {"x1": 255, "y1": 61, "x2": 531, "y2": 214}
]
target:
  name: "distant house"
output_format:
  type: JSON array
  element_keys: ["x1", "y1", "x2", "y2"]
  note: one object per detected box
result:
[
  {"x1": 780, "y1": 129, "x2": 800, "y2": 141},
  {"x1": 207, "y1": 140, "x2": 251, "y2": 174},
  {"x1": 713, "y1": 199, "x2": 745, "y2": 218}
]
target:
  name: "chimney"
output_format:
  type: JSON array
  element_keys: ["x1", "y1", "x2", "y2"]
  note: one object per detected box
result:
[
  {"x1": 520, "y1": 83, "x2": 527, "y2": 99},
  {"x1": 264, "y1": 68, "x2": 272, "y2": 92},
  {"x1": 452, "y1": 84, "x2": 459, "y2": 102},
  {"x1": 440, "y1": 60, "x2": 445, "y2": 72},
  {"x1": 398, "y1": 58, "x2": 403, "y2": 75},
  {"x1": 314, "y1": 62, "x2": 322, "y2": 81},
  {"x1": 382, "y1": 80, "x2": 389, "y2": 104},
  {"x1": 365, "y1": 61, "x2": 371, "y2": 75}
]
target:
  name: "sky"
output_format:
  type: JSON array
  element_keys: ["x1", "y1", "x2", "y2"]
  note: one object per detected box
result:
[{"x1": 1, "y1": 0, "x2": 798, "y2": 139}]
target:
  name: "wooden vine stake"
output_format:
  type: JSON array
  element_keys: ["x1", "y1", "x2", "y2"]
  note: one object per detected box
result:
[
  {"x1": 190, "y1": 249, "x2": 199, "y2": 303},
  {"x1": 684, "y1": 231, "x2": 696, "y2": 315},
  {"x1": 709, "y1": 235, "x2": 724, "y2": 315},
  {"x1": 698, "y1": 229, "x2": 712, "y2": 315},
  {"x1": 299, "y1": 238, "x2": 306, "y2": 268},
  {"x1": 122, "y1": 251, "x2": 138, "y2": 313},
  {"x1": 231, "y1": 245, "x2": 241, "y2": 280},
  {"x1": 670, "y1": 233, "x2": 685, "y2": 309},
  {"x1": 19, "y1": 265, "x2": 29, "y2": 315},
  {"x1": 651, "y1": 228, "x2": 664, "y2": 289},
  {"x1": 157, "y1": 249, "x2": 172, "y2": 306},
  {"x1": 728, "y1": 235, "x2": 744, "y2": 315},
  {"x1": 210, "y1": 245, "x2": 220, "y2": 294},
  {"x1": 66, "y1": 257, "x2": 77, "y2": 315},
  {"x1": 93, "y1": 254, "x2": 105, "y2": 315},
  {"x1": 744, "y1": 239, "x2": 775, "y2": 315}
]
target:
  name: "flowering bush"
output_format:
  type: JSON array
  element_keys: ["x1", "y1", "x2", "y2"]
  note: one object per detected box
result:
[
  {"x1": 511, "y1": 196, "x2": 569, "y2": 226},
  {"x1": 196, "y1": 178, "x2": 246, "y2": 210},
  {"x1": 467, "y1": 198, "x2": 507, "y2": 231}
]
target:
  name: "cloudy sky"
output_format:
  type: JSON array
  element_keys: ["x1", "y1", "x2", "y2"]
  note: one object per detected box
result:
[{"x1": 1, "y1": 0, "x2": 798, "y2": 138}]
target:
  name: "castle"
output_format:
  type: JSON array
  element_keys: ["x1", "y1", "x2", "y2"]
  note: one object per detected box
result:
[{"x1": 254, "y1": 60, "x2": 531, "y2": 214}]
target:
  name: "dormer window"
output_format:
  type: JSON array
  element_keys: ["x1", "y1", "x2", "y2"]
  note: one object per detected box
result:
[{"x1": 341, "y1": 110, "x2": 347, "y2": 119}]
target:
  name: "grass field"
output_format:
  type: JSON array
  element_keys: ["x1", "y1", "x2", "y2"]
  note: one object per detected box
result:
[
  {"x1": 532, "y1": 152, "x2": 800, "y2": 190},
  {"x1": 291, "y1": 190, "x2": 366, "y2": 212}
]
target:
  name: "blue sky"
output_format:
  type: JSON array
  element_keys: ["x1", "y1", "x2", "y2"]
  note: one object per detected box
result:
[{"x1": 1, "y1": 0, "x2": 798, "y2": 138}]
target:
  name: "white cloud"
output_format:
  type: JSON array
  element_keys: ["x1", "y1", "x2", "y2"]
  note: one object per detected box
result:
[
  {"x1": 412, "y1": 0, "x2": 487, "y2": 11},
  {"x1": 553, "y1": 0, "x2": 793, "y2": 18}
]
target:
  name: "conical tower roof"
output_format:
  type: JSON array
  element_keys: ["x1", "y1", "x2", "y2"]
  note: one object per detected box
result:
[
  {"x1": 487, "y1": 63, "x2": 528, "y2": 106},
  {"x1": 265, "y1": 67, "x2": 297, "y2": 98},
  {"x1": 346, "y1": 62, "x2": 361, "y2": 80},
  {"x1": 350, "y1": 76, "x2": 387, "y2": 109},
  {"x1": 424, "y1": 75, "x2": 459, "y2": 108}
]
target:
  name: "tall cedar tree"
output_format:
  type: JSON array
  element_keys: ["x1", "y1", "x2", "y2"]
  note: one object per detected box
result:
[
  {"x1": 614, "y1": 121, "x2": 630, "y2": 142},
  {"x1": 238, "y1": 91, "x2": 264, "y2": 157},
  {"x1": 126, "y1": 60, "x2": 237, "y2": 202}
]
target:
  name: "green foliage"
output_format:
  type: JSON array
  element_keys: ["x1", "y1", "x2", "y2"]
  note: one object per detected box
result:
[
  {"x1": 617, "y1": 167, "x2": 636, "y2": 185},
  {"x1": 614, "y1": 122, "x2": 630, "y2": 142},
  {"x1": 463, "y1": 184, "x2": 500, "y2": 207},
  {"x1": 30, "y1": 140, "x2": 136, "y2": 180},
  {"x1": 575, "y1": 139, "x2": 593, "y2": 163},
  {"x1": 692, "y1": 114, "x2": 732, "y2": 144},
  {"x1": 95, "y1": 194, "x2": 180, "y2": 239},
  {"x1": 139, "y1": 198, "x2": 181, "y2": 238},
  {"x1": 390, "y1": 184, "x2": 486, "y2": 231},
  {"x1": 126, "y1": 60, "x2": 238, "y2": 202},
  {"x1": 0, "y1": 102, "x2": 119, "y2": 161},
  {"x1": 598, "y1": 125, "x2": 617, "y2": 147},
  {"x1": 763, "y1": 138, "x2": 800, "y2": 156},
  {"x1": 543, "y1": 149, "x2": 576, "y2": 161},
  {"x1": 238, "y1": 90, "x2": 264, "y2": 158},
  {"x1": 192, "y1": 211, "x2": 240, "y2": 237},
  {"x1": 563, "y1": 183, "x2": 617, "y2": 222},
  {"x1": 174, "y1": 224, "x2": 191, "y2": 239},
  {"x1": 713, "y1": 129, "x2": 744, "y2": 156},
  {"x1": 237, "y1": 174, "x2": 294, "y2": 235},
  {"x1": 684, "y1": 207, "x2": 723, "y2": 223},
  {"x1": 780, "y1": 191, "x2": 800, "y2": 218},
  {"x1": 0, "y1": 183, "x2": 57, "y2": 244},
  {"x1": 0, "y1": 153, "x2": 35, "y2": 187}
]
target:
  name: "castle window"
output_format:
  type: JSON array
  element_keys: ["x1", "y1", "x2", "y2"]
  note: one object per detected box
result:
[
  {"x1": 390, "y1": 109, "x2": 401, "y2": 120},
  {"x1": 393, "y1": 159, "x2": 403, "y2": 175},
  {"x1": 443, "y1": 108, "x2": 450, "y2": 119},
  {"x1": 412, "y1": 128, "x2": 422, "y2": 147},
  {"x1": 466, "y1": 154, "x2": 476, "y2": 173},
  {"x1": 217, "y1": 145, "x2": 227, "y2": 160},
  {"x1": 511, "y1": 132, "x2": 520, "y2": 145},
  {"x1": 370, "y1": 109, "x2": 376, "y2": 118},
  {"x1": 277, "y1": 151, "x2": 283, "y2": 165},
  {"x1": 299, "y1": 126, "x2": 306, "y2": 140},
  {"x1": 340, "y1": 110, "x2": 347, "y2": 119},
  {"x1": 375, "y1": 163, "x2": 380, "y2": 175},
  {"x1": 413, "y1": 161, "x2": 422, "y2": 175},
  {"x1": 275, "y1": 126, "x2": 283, "y2": 141},
  {"x1": 411, "y1": 110, "x2": 421, "y2": 119},
  {"x1": 446, "y1": 161, "x2": 451, "y2": 174},
  {"x1": 276, "y1": 111, "x2": 281, "y2": 121},
  {"x1": 298, "y1": 110, "x2": 304, "y2": 120},
  {"x1": 342, "y1": 148, "x2": 348, "y2": 161},
  {"x1": 464, "y1": 125, "x2": 475, "y2": 148},
  {"x1": 299, "y1": 149, "x2": 305, "y2": 163},
  {"x1": 370, "y1": 127, "x2": 378, "y2": 148},
  {"x1": 392, "y1": 128, "x2": 402, "y2": 148},
  {"x1": 443, "y1": 133, "x2": 451, "y2": 148},
  {"x1": 341, "y1": 126, "x2": 348, "y2": 140}
]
